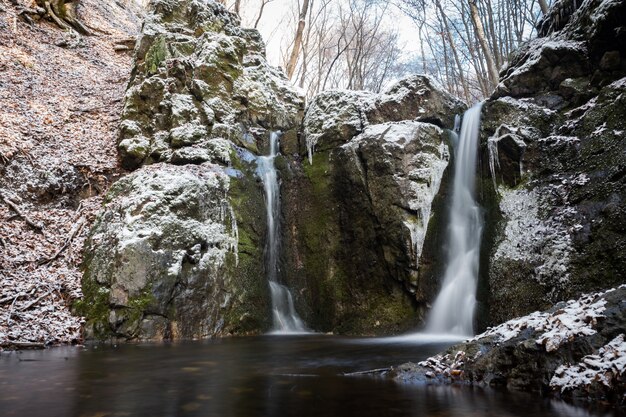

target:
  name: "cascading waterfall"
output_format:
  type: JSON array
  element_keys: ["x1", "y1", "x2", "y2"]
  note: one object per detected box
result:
[
  {"x1": 426, "y1": 103, "x2": 484, "y2": 336},
  {"x1": 257, "y1": 131, "x2": 307, "y2": 333}
]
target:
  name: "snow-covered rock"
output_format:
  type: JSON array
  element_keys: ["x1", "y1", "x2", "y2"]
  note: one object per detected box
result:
[
  {"x1": 391, "y1": 286, "x2": 626, "y2": 405},
  {"x1": 81, "y1": 0, "x2": 302, "y2": 340},
  {"x1": 302, "y1": 75, "x2": 464, "y2": 164},
  {"x1": 118, "y1": 0, "x2": 304, "y2": 168},
  {"x1": 82, "y1": 163, "x2": 270, "y2": 340},
  {"x1": 281, "y1": 84, "x2": 461, "y2": 335}
]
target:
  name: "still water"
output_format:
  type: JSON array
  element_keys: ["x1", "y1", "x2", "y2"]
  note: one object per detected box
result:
[{"x1": 0, "y1": 335, "x2": 618, "y2": 417}]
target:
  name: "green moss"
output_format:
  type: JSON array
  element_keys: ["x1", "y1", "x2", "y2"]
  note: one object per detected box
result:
[
  {"x1": 74, "y1": 274, "x2": 111, "y2": 340},
  {"x1": 126, "y1": 290, "x2": 155, "y2": 325},
  {"x1": 145, "y1": 36, "x2": 168, "y2": 75},
  {"x1": 222, "y1": 156, "x2": 271, "y2": 334},
  {"x1": 202, "y1": 20, "x2": 225, "y2": 34}
]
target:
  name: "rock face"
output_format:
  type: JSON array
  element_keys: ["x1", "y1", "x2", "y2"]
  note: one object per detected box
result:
[
  {"x1": 392, "y1": 286, "x2": 626, "y2": 406},
  {"x1": 118, "y1": 0, "x2": 303, "y2": 168},
  {"x1": 81, "y1": 0, "x2": 304, "y2": 340},
  {"x1": 281, "y1": 77, "x2": 465, "y2": 335},
  {"x1": 478, "y1": 0, "x2": 626, "y2": 327}
]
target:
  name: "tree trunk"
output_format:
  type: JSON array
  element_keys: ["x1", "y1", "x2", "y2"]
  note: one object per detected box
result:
[
  {"x1": 435, "y1": 0, "x2": 470, "y2": 103},
  {"x1": 538, "y1": 0, "x2": 549, "y2": 15},
  {"x1": 469, "y1": 0, "x2": 499, "y2": 89},
  {"x1": 35, "y1": 0, "x2": 91, "y2": 35},
  {"x1": 254, "y1": 0, "x2": 272, "y2": 29},
  {"x1": 285, "y1": 0, "x2": 310, "y2": 80}
]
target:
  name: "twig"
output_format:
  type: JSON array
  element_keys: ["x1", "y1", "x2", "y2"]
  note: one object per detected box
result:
[
  {"x1": 0, "y1": 341, "x2": 45, "y2": 349},
  {"x1": 0, "y1": 294, "x2": 16, "y2": 305},
  {"x1": 37, "y1": 216, "x2": 86, "y2": 265},
  {"x1": 0, "y1": 192, "x2": 43, "y2": 232},
  {"x1": 342, "y1": 368, "x2": 390, "y2": 376},
  {"x1": 17, "y1": 288, "x2": 55, "y2": 312},
  {"x1": 7, "y1": 293, "x2": 21, "y2": 325}
]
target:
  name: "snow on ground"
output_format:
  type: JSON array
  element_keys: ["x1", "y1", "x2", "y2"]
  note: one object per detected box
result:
[
  {"x1": 0, "y1": 0, "x2": 143, "y2": 348},
  {"x1": 550, "y1": 334, "x2": 626, "y2": 393}
]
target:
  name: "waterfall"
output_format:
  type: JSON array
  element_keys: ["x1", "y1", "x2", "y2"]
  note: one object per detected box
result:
[
  {"x1": 257, "y1": 132, "x2": 307, "y2": 334},
  {"x1": 426, "y1": 103, "x2": 484, "y2": 336}
]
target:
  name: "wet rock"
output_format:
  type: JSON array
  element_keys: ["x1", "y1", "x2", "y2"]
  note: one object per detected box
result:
[
  {"x1": 81, "y1": 163, "x2": 269, "y2": 340},
  {"x1": 478, "y1": 0, "x2": 626, "y2": 328},
  {"x1": 392, "y1": 286, "x2": 626, "y2": 406},
  {"x1": 81, "y1": 0, "x2": 302, "y2": 340},
  {"x1": 282, "y1": 83, "x2": 462, "y2": 334},
  {"x1": 302, "y1": 75, "x2": 464, "y2": 164}
]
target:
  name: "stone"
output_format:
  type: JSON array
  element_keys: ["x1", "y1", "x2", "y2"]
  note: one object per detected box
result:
[
  {"x1": 80, "y1": 163, "x2": 269, "y2": 340},
  {"x1": 81, "y1": 0, "x2": 303, "y2": 341},
  {"x1": 302, "y1": 75, "x2": 464, "y2": 164},
  {"x1": 116, "y1": 0, "x2": 304, "y2": 167},
  {"x1": 392, "y1": 286, "x2": 626, "y2": 406},
  {"x1": 282, "y1": 86, "x2": 460, "y2": 334},
  {"x1": 478, "y1": 0, "x2": 626, "y2": 329},
  {"x1": 599, "y1": 50, "x2": 620, "y2": 71}
]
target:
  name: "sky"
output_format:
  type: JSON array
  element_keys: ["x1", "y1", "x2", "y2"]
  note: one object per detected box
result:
[{"x1": 235, "y1": 0, "x2": 421, "y2": 66}]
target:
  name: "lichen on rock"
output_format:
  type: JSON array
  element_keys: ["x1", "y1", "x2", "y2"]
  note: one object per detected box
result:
[{"x1": 478, "y1": 0, "x2": 626, "y2": 327}]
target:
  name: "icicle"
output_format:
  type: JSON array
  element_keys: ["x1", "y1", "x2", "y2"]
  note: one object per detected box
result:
[
  {"x1": 305, "y1": 134, "x2": 318, "y2": 165},
  {"x1": 488, "y1": 137, "x2": 501, "y2": 191},
  {"x1": 229, "y1": 205, "x2": 239, "y2": 266}
]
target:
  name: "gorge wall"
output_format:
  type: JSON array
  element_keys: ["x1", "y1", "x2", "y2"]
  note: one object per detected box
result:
[
  {"x1": 81, "y1": 0, "x2": 305, "y2": 340},
  {"x1": 280, "y1": 79, "x2": 465, "y2": 334},
  {"x1": 80, "y1": 0, "x2": 467, "y2": 339},
  {"x1": 80, "y1": 0, "x2": 626, "y2": 342},
  {"x1": 478, "y1": 0, "x2": 626, "y2": 327}
]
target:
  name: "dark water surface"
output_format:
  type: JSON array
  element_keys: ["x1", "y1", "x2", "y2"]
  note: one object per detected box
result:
[{"x1": 0, "y1": 335, "x2": 619, "y2": 417}]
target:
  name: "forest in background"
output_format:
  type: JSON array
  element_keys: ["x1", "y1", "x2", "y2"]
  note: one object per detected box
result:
[{"x1": 218, "y1": 0, "x2": 550, "y2": 101}]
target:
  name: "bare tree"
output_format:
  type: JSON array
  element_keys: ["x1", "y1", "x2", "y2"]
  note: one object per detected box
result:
[
  {"x1": 254, "y1": 0, "x2": 274, "y2": 29},
  {"x1": 285, "y1": 0, "x2": 311, "y2": 79},
  {"x1": 469, "y1": 0, "x2": 499, "y2": 86},
  {"x1": 396, "y1": 0, "x2": 546, "y2": 100}
]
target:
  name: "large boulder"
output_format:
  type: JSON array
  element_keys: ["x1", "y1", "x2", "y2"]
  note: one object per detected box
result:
[
  {"x1": 302, "y1": 75, "x2": 464, "y2": 163},
  {"x1": 477, "y1": 0, "x2": 626, "y2": 327},
  {"x1": 281, "y1": 76, "x2": 464, "y2": 335},
  {"x1": 391, "y1": 286, "x2": 626, "y2": 406},
  {"x1": 80, "y1": 164, "x2": 268, "y2": 339},
  {"x1": 81, "y1": 0, "x2": 303, "y2": 340}
]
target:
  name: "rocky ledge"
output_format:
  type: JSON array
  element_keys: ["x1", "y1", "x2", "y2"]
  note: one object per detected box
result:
[
  {"x1": 81, "y1": 0, "x2": 303, "y2": 341},
  {"x1": 391, "y1": 286, "x2": 626, "y2": 406}
]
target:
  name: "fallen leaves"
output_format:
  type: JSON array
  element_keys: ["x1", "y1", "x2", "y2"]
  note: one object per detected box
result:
[{"x1": 0, "y1": 0, "x2": 145, "y2": 349}]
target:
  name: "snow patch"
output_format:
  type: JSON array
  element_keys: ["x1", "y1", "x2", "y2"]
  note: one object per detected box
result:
[
  {"x1": 494, "y1": 184, "x2": 574, "y2": 294},
  {"x1": 472, "y1": 288, "x2": 618, "y2": 352},
  {"x1": 550, "y1": 334, "x2": 626, "y2": 393}
]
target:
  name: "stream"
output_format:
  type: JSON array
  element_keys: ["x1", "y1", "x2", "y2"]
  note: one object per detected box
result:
[{"x1": 0, "y1": 335, "x2": 617, "y2": 417}]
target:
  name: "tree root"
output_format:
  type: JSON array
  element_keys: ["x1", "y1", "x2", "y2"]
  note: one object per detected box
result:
[
  {"x1": 18, "y1": 0, "x2": 92, "y2": 35},
  {"x1": 0, "y1": 192, "x2": 44, "y2": 233}
]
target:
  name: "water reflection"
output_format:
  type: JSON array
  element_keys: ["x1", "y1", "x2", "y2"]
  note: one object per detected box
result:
[{"x1": 0, "y1": 336, "x2": 619, "y2": 417}]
